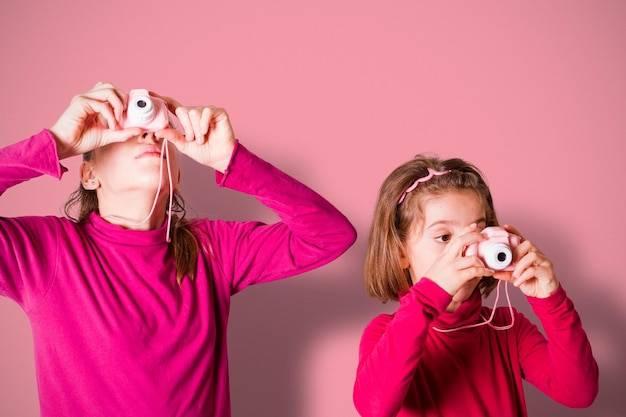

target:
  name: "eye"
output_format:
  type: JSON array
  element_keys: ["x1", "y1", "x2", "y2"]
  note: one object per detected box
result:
[{"x1": 435, "y1": 234, "x2": 451, "y2": 243}]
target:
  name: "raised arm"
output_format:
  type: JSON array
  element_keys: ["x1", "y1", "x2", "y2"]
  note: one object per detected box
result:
[
  {"x1": 0, "y1": 130, "x2": 68, "y2": 307},
  {"x1": 146, "y1": 94, "x2": 357, "y2": 290},
  {"x1": 518, "y1": 287, "x2": 599, "y2": 407},
  {"x1": 0, "y1": 82, "x2": 143, "y2": 304},
  {"x1": 197, "y1": 139, "x2": 356, "y2": 292},
  {"x1": 495, "y1": 225, "x2": 598, "y2": 407}
]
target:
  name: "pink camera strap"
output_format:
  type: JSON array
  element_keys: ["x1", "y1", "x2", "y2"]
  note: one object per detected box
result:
[{"x1": 432, "y1": 280, "x2": 515, "y2": 333}]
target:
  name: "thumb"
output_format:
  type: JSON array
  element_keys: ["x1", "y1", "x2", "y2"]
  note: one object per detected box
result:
[
  {"x1": 104, "y1": 127, "x2": 143, "y2": 145},
  {"x1": 154, "y1": 128, "x2": 186, "y2": 147}
]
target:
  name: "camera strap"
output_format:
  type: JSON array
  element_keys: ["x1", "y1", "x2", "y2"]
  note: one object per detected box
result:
[{"x1": 432, "y1": 280, "x2": 515, "y2": 333}]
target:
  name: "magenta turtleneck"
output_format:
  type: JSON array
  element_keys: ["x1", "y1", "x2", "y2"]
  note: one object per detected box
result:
[
  {"x1": 0, "y1": 130, "x2": 357, "y2": 417},
  {"x1": 354, "y1": 277, "x2": 598, "y2": 417}
]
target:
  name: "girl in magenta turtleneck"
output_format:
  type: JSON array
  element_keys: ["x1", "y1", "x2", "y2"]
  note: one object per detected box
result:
[
  {"x1": 353, "y1": 154, "x2": 598, "y2": 417},
  {"x1": 0, "y1": 83, "x2": 356, "y2": 416}
]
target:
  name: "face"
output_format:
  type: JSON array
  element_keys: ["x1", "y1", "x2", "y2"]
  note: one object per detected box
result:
[
  {"x1": 401, "y1": 190, "x2": 487, "y2": 312},
  {"x1": 82, "y1": 133, "x2": 180, "y2": 196}
]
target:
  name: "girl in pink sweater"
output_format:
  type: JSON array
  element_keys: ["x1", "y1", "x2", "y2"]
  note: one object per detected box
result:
[
  {"x1": 0, "y1": 83, "x2": 356, "y2": 416},
  {"x1": 353, "y1": 154, "x2": 598, "y2": 416}
]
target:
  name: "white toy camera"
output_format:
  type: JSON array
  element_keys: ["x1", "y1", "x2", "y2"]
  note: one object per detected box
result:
[
  {"x1": 120, "y1": 89, "x2": 170, "y2": 131},
  {"x1": 465, "y1": 226, "x2": 521, "y2": 271}
]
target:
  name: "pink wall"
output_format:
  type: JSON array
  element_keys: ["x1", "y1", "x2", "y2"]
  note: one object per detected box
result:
[{"x1": 1, "y1": 1, "x2": 624, "y2": 415}]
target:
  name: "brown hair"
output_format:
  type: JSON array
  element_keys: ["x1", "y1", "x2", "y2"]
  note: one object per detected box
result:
[
  {"x1": 64, "y1": 152, "x2": 201, "y2": 284},
  {"x1": 365, "y1": 154, "x2": 500, "y2": 302}
]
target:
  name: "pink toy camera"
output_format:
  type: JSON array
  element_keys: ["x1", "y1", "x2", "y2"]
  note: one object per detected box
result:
[
  {"x1": 464, "y1": 226, "x2": 521, "y2": 271},
  {"x1": 119, "y1": 89, "x2": 170, "y2": 131}
]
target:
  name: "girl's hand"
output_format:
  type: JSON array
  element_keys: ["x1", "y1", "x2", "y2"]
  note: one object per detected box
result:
[
  {"x1": 49, "y1": 82, "x2": 142, "y2": 159},
  {"x1": 153, "y1": 94, "x2": 236, "y2": 173},
  {"x1": 493, "y1": 225, "x2": 560, "y2": 298},
  {"x1": 424, "y1": 223, "x2": 495, "y2": 298}
]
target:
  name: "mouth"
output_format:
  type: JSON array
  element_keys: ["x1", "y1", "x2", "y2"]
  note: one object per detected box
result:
[{"x1": 136, "y1": 146, "x2": 166, "y2": 159}]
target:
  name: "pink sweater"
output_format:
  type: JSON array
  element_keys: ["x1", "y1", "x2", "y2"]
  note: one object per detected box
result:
[
  {"x1": 0, "y1": 130, "x2": 356, "y2": 417},
  {"x1": 353, "y1": 278, "x2": 598, "y2": 417}
]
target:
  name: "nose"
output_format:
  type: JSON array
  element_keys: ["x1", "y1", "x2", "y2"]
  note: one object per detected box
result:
[{"x1": 138, "y1": 131, "x2": 161, "y2": 144}]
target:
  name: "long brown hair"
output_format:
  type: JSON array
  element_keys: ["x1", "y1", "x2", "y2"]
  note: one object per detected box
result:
[
  {"x1": 365, "y1": 154, "x2": 500, "y2": 302},
  {"x1": 64, "y1": 153, "x2": 200, "y2": 284}
]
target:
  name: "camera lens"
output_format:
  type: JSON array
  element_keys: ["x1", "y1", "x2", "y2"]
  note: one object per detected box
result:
[
  {"x1": 483, "y1": 243, "x2": 512, "y2": 270},
  {"x1": 123, "y1": 90, "x2": 161, "y2": 127}
]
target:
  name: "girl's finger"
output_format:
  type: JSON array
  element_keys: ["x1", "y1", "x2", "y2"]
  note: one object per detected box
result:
[
  {"x1": 153, "y1": 128, "x2": 184, "y2": 142},
  {"x1": 492, "y1": 270, "x2": 514, "y2": 282},
  {"x1": 201, "y1": 107, "x2": 212, "y2": 136},
  {"x1": 105, "y1": 127, "x2": 143, "y2": 145},
  {"x1": 189, "y1": 108, "x2": 206, "y2": 144},
  {"x1": 455, "y1": 253, "x2": 484, "y2": 269},
  {"x1": 456, "y1": 264, "x2": 494, "y2": 285},
  {"x1": 513, "y1": 267, "x2": 539, "y2": 287},
  {"x1": 512, "y1": 243, "x2": 543, "y2": 278},
  {"x1": 175, "y1": 108, "x2": 195, "y2": 141},
  {"x1": 81, "y1": 84, "x2": 127, "y2": 122},
  {"x1": 76, "y1": 97, "x2": 118, "y2": 131},
  {"x1": 452, "y1": 224, "x2": 484, "y2": 257},
  {"x1": 502, "y1": 224, "x2": 523, "y2": 239}
]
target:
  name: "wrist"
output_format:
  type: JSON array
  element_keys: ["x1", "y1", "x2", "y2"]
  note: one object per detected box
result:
[
  {"x1": 48, "y1": 127, "x2": 75, "y2": 160},
  {"x1": 536, "y1": 280, "x2": 561, "y2": 298},
  {"x1": 212, "y1": 140, "x2": 237, "y2": 174}
]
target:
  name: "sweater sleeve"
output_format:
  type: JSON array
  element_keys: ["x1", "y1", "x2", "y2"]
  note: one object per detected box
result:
[
  {"x1": 353, "y1": 278, "x2": 452, "y2": 417},
  {"x1": 204, "y1": 141, "x2": 356, "y2": 293},
  {"x1": 517, "y1": 286, "x2": 599, "y2": 408},
  {"x1": 0, "y1": 129, "x2": 66, "y2": 196},
  {"x1": 0, "y1": 130, "x2": 65, "y2": 307}
]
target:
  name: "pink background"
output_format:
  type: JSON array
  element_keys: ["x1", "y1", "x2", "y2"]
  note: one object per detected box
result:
[{"x1": 1, "y1": 1, "x2": 624, "y2": 416}]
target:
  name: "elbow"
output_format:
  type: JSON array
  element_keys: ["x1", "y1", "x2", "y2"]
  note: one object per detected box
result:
[
  {"x1": 341, "y1": 222, "x2": 358, "y2": 250},
  {"x1": 353, "y1": 397, "x2": 389, "y2": 417},
  {"x1": 557, "y1": 376, "x2": 599, "y2": 409},
  {"x1": 354, "y1": 402, "x2": 396, "y2": 417},
  {"x1": 563, "y1": 395, "x2": 597, "y2": 409},
  {"x1": 568, "y1": 384, "x2": 599, "y2": 408},
  {"x1": 353, "y1": 382, "x2": 397, "y2": 417},
  {"x1": 571, "y1": 364, "x2": 600, "y2": 408},
  {"x1": 337, "y1": 212, "x2": 357, "y2": 248},
  {"x1": 324, "y1": 216, "x2": 357, "y2": 255}
]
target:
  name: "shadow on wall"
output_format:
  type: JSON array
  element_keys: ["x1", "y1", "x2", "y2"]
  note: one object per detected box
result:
[
  {"x1": 503, "y1": 213, "x2": 626, "y2": 417},
  {"x1": 520, "y1": 281, "x2": 626, "y2": 417},
  {"x1": 180, "y1": 155, "x2": 381, "y2": 416},
  {"x1": 180, "y1": 156, "x2": 625, "y2": 417},
  {"x1": 229, "y1": 243, "x2": 626, "y2": 415}
]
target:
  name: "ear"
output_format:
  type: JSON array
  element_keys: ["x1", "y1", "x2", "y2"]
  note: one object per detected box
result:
[{"x1": 79, "y1": 161, "x2": 100, "y2": 190}]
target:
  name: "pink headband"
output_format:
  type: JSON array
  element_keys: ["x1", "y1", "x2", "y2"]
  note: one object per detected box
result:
[{"x1": 397, "y1": 168, "x2": 452, "y2": 204}]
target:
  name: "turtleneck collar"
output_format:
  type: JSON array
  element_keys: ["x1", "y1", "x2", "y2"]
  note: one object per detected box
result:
[
  {"x1": 85, "y1": 211, "x2": 169, "y2": 246},
  {"x1": 431, "y1": 286, "x2": 483, "y2": 332}
]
